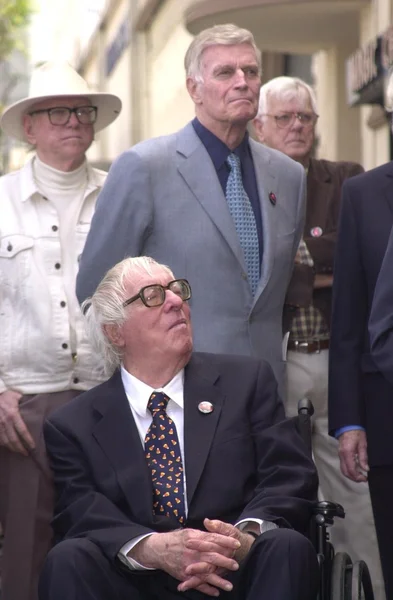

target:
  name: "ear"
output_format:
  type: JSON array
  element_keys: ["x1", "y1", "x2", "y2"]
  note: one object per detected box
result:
[
  {"x1": 253, "y1": 117, "x2": 265, "y2": 143},
  {"x1": 103, "y1": 324, "x2": 125, "y2": 348},
  {"x1": 186, "y1": 77, "x2": 203, "y2": 105},
  {"x1": 23, "y1": 114, "x2": 37, "y2": 145}
]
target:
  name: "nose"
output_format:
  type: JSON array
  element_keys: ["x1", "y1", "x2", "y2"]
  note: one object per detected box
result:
[
  {"x1": 164, "y1": 290, "x2": 183, "y2": 311},
  {"x1": 233, "y1": 68, "x2": 248, "y2": 88},
  {"x1": 67, "y1": 110, "x2": 80, "y2": 127}
]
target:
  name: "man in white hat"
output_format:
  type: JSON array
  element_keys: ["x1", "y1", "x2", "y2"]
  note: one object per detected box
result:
[{"x1": 0, "y1": 61, "x2": 121, "y2": 600}]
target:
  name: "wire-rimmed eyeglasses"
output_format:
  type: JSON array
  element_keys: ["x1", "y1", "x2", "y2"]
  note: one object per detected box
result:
[
  {"x1": 28, "y1": 105, "x2": 98, "y2": 126},
  {"x1": 263, "y1": 112, "x2": 318, "y2": 129},
  {"x1": 123, "y1": 279, "x2": 192, "y2": 308}
]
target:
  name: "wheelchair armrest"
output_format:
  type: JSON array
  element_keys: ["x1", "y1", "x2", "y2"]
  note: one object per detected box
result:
[{"x1": 313, "y1": 500, "x2": 345, "y2": 526}]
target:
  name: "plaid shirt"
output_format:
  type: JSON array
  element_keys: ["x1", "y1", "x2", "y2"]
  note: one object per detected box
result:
[{"x1": 290, "y1": 239, "x2": 329, "y2": 340}]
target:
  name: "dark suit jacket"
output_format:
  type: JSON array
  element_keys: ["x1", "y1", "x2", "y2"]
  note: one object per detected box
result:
[
  {"x1": 328, "y1": 162, "x2": 393, "y2": 467},
  {"x1": 44, "y1": 352, "x2": 317, "y2": 565},
  {"x1": 369, "y1": 224, "x2": 393, "y2": 385},
  {"x1": 284, "y1": 158, "x2": 363, "y2": 332}
]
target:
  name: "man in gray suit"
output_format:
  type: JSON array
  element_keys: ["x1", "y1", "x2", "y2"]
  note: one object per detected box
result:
[{"x1": 76, "y1": 23, "x2": 306, "y2": 392}]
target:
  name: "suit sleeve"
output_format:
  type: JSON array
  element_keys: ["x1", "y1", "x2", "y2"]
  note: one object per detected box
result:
[
  {"x1": 369, "y1": 224, "x2": 393, "y2": 385},
  {"x1": 43, "y1": 418, "x2": 154, "y2": 564},
  {"x1": 328, "y1": 180, "x2": 366, "y2": 433},
  {"x1": 237, "y1": 361, "x2": 318, "y2": 534},
  {"x1": 76, "y1": 150, "x2": 153, "y2": 303}
]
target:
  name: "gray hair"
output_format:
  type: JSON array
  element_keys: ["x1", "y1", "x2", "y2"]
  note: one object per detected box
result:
[
  {"x1": 256, "y1": 76, "x2": 318, "y2": 119},
  {"x1": 184, "y1": 23, "x2": 262, "y2": 82},
  {"x1": 81, "y1": 256, "x2": 174, "y2": 375}
]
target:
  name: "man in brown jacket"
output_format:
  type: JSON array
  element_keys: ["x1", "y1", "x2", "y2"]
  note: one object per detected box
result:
[{"x1": 254, "y1": 76, "x2": 385, "y2": 599}]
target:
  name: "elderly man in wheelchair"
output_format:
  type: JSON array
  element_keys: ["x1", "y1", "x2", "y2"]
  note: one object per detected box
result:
[{"x1": 38, "y1": 257, "x2": 372, "y2": 600}]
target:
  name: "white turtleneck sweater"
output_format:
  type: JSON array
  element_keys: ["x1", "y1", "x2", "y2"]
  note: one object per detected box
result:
[{"x1": 0, "y1": 156, "x2": 107, "y2": 394}]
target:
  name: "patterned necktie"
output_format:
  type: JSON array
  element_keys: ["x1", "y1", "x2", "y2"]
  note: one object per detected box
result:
[
  {"x1": 144, "y1": 392, "x2": 185, "y2": 525},
  {"x1": 226, "y1": 152, "x2": 260, "y2": 295}
]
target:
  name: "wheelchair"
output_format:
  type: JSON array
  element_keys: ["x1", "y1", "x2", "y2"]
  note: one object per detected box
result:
[{"x1": 296, "y1": 398, "x2": 374, "y2": 600}]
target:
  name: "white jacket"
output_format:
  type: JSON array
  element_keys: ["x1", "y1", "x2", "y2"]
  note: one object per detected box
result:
[{"x1": 0, "y1": 159, "x2": 107, "y2": 394}]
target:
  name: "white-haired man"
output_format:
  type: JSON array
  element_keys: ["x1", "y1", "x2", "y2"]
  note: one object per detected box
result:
[
  {"x1": 39, "y1": 255, "x2": 319, "y2": 600},
  {"x1": 76, "y1": 24, "x2": 306, "y2": 399},
  {"x1": 0, "y1": 61, "x2": 121, "y2": 600},
  {"x1": 254, "y1": 76, "x2": 385, "y2": 599}
]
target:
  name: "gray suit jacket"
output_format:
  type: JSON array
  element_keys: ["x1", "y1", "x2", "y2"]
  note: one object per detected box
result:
[{"x1": 76, "y1": 122, "x2": 306, "y2": 391}]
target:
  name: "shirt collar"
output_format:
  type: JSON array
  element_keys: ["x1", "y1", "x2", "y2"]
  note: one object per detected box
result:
[
  {"x1": 192, "y1": 117, "x2": 250, "y2": 170},
  {"x1": 120, "y1": 365, "x2": 185, "y2": 417},
  {"x1": 19, "y1": 156, "x2": 104, "y2": 203}
]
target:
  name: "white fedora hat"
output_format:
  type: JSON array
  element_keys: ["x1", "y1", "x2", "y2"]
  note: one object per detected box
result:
[{"x1": 1, "y1": 61, "x2": 122, "y2": 141}]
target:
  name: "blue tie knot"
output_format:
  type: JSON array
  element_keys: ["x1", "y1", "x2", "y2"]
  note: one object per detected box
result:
[
  {"x1": 147, "y1": 391, "x2": 169, "y2": 415},
  {"x1": 226, "y1": 152, "x2": 241, "y2": 172}
]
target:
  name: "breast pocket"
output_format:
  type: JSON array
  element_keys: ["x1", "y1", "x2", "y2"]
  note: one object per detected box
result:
[{"x1": 0, "y1": 234, "x2": 35, "y2": 290}]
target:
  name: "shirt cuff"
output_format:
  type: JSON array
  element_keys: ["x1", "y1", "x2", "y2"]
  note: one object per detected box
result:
[
  {"x1": 334, "y1": 425, "x2": 365, "y2": 439},
  {"x1": 236, "y1": 518, "x2": 278, "y2": 535},
  {"x1": 118, "y1": 533, "x2": 157, "y2": 570}
]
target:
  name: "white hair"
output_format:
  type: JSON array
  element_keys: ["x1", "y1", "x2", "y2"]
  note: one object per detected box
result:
[
  {"x1": 82, "y1": 256, "x2": 174, "y2": 376},
  {"x1": 184, "y1": 23, "x2": 262, "y2": 82},
  {"x1": 256, "y1": 76, "x2": 318, "y2": 119}
]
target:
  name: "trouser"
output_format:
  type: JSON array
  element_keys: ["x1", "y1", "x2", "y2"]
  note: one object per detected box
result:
[
  {"x1": 286, "y1": 349, "x2": 385, "y2": 600},
  {"x1": 368, "y1": 466, "x2": 393, "y2": 600},
  {"x1": 38, "y1": 528, "x2": 319, "y2": 600},
  {"x1": 0, "y1": 390, "x2": 81, "y2": 600}
]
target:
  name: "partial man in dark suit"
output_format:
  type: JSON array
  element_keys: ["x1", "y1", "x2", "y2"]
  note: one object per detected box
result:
[
  {"x1": 76, "y1": 24, "x2": 306, "y2": 397},
  {"x1": 328, "y1": 74, "x2": 393, "y2": 599},
  {"x1": 39, "y1": 256, "x2": 319, "y2": 600},
  {"x1": 254, "y1": 76, "x2": 384, "y2": 598}
]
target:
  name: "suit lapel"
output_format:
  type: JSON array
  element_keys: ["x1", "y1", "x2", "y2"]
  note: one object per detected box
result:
[
  {"x1": 250, "y1": 139, "x2": 278, "y2": 301},
  {"x1": 91, "y1": 371, "x2": 153, "y2": 525},
  {"x1": 176, "y1": 124, "x2": 246, "y2": 271},
  {"x1": 183, "y1": 355, "x2": 223, "y2": 509},
  {"x1": 383, "y1": 168, "x2": 393, "y2": 215},
  {"x1": 305, "y1": 159, "x2": 332, "y2": 234}
]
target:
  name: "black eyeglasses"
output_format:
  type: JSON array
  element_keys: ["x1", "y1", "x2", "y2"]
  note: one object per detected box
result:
[
  {"x1": 263, "y1": 112, "x2": 318, "y2": 129},
  {"x1": 123, "y1": 279, "x2": 192, "y2": 308},
  {"x1": 28, "y1": 105, "x2": 98, "y2": 126}
]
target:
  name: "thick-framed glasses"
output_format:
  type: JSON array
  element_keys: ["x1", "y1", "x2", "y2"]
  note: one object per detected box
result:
[
  {"x1": 263, "y1": 112, "x2": 318, "y2": 129},
  {"x1": 123, "y1": 279, "x2": 192, "y2": 309},
  {"x1": 28, "y1": 105, "x2": 98, "y2": 126}
]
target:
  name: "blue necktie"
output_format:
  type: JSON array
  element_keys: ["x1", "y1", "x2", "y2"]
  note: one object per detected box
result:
[
  {"x1": 145, "y1": 392, "x2": 185, "y2": 525},
  {"x1": 226, "y1": 153, "x2": 260, "y2": 295}
]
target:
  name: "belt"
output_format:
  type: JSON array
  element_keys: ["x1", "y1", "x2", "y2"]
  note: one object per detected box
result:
[{"x1": 287, "y1": 339, "x2": 329, "y2": 353}]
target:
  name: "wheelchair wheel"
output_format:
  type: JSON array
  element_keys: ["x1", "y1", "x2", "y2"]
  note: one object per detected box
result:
[
  {"x1": 330, "y1": 552, "x2": 352, "y2": 599},
  {"x1": 351, "y1": 560, "x2": 374, "y2": 600}
]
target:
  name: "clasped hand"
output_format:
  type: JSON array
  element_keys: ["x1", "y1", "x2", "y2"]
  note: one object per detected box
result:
[{"x1": 130, "y1": 517, "x2": 255, "y2": 597}]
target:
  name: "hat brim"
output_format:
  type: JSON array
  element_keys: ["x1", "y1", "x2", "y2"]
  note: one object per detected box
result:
[{"x1": 0, "y1": 92, "x2": 122, "y2": 142}]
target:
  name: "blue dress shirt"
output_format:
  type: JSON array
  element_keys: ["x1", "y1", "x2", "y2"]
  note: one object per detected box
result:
[{"x1": 192, "y1": 118, "x2": 263, "y2": 266}]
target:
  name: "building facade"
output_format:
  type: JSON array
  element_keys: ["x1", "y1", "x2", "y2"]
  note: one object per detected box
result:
[{"x1": 23, "y1": 0, "x2": 393, "y2": 171}]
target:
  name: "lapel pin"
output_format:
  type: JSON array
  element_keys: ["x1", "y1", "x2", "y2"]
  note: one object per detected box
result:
[
  {"x1": 269, "y1": 192, "x2": 277, "y2": 206},
  {"x1": 310, "y1": 226, "x2": 322, "y2": 238},
  {"x1": 198, "y1": 401, "x2": 214, "y2": 414}
]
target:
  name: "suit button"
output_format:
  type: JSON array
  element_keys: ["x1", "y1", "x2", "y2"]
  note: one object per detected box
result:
[{"x1": 241, "y1": 272, "x2": 247, "y2": 280}]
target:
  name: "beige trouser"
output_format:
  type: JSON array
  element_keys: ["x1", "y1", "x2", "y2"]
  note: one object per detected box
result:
[
  {"x1": 286, "y1": 349, "x2": 386, "y2": 600},
  {"x1": 0, "y1": 390, "x2": 80, "y2": 600}
]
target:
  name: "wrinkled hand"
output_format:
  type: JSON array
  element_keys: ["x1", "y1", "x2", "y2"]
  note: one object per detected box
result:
[
  {"x1": 129, "y1": 522, "x2": 241, "y2": 597},
  {"x1": 338, "y1": 430, "x2": 368, "y2": 482},
  {"x1": 0, "y1": 390, "x2": 34, "y2": 454},
  {"x1": 178, "y1": 519, "x2": 255, "y2": 594}
]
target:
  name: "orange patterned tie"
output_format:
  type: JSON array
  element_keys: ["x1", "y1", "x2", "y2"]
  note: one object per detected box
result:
[{"x1": 145, "y1": 392, "x2": 185, "y2": 525}]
